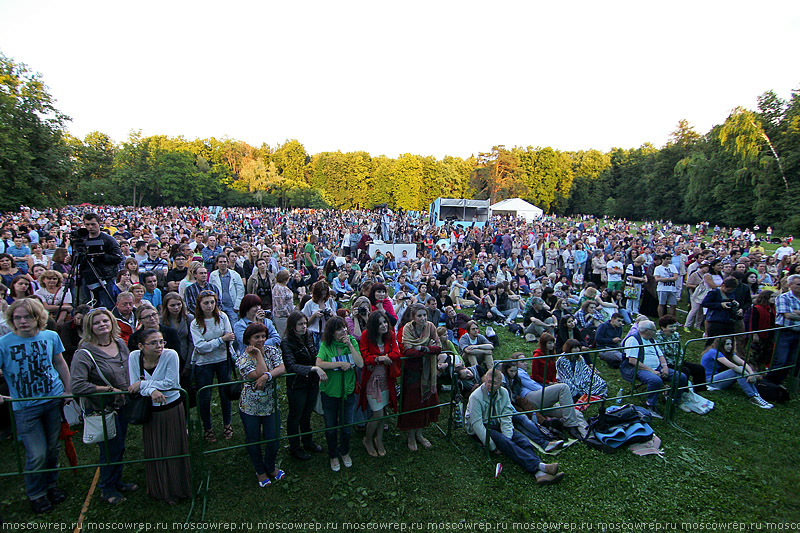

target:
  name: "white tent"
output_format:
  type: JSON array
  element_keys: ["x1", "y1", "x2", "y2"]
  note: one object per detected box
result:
[{"x1": 490, "y1": 198, "x2": 544, "y2": 221}]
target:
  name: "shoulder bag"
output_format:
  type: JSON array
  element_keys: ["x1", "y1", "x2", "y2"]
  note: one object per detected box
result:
[
  {"x1": 79, "y1": 349, "x2": 118, "y2": 444},
  {"x1": 125, "y1": 352, "x2": 152, "y2": 425}
]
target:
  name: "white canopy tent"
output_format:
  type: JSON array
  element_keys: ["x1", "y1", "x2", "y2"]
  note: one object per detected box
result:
[{"x1": 490, "y1": 198, "x2": 544, "y2": 221}]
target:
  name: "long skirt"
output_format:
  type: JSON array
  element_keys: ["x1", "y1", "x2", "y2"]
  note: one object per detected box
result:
[
  {"x1": 143, "y1": 400, "x2": 192, "y2": 503},
  {"x1": 397, "y1": 365, "x2": 439, "y2": 431}
]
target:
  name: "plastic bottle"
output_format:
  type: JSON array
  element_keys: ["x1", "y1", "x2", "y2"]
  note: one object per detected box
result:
[{"x1": 615, "y1": 388, "x2": 624, "y2": 404}]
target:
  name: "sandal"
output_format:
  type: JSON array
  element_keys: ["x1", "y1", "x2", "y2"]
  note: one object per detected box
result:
[
  {"x1": 416, "y1": 435, "x2": 432, "y2": 449},
  {"x1": 223, "y1": 424, "x2": 234, "y2": 440},
  {"x1": 272, "y1": 469, "x2": 286, "y2": 481},
  {"x1": 204, "y1": 429, "x2": 217, "y2": 443}
]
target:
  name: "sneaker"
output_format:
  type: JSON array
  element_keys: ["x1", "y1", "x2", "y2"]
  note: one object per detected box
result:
[
  {"x1": 706, "y1": 385, "x2": 721, "y2": 391},
  {"x1": 524, "y1": 333, "x2": 536, "y2": 343},
  {"x1": 646, "y1": 405, "x2": 664, "y2": 419},
  {"x1": 543, "y1": 462, "x2": 560, "y2": 475},
  {"x1": 330, "y1": 458, "x2": 341, "y2": 472},
  {"x1": 30, "y1": 496, "x2": 53, "y2": 514},
  {"x1": 536, "y1": 471, "x2": 565, "y2": 486},
  {"x1": 290, "y1": 448, "x2": 311, "y2": 461},
  {"x1": 683, "y1": 327, "x2": 692, "y2": 333},
  {"x1": 46, "y1": 487, "x2": 66, "y2": 505},
  {"x1": 749, "y1": 395, "x2": 773, "y2": 409},
  {"x1": 545, "y1": 441, "x2": 564, "y2": 453}
]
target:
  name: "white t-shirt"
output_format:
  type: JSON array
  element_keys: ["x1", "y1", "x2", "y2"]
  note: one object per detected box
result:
[
  {"x1": 606, "y1": 260, "x2": 624, "y2": 282},
  {"x1": 654, "y1": 264, "x2": 678, "y2": 293},
  {"x1": 624, "y1": 335, "x2": 661, "y2": 369},
  {"x1": 775, "y1": 246, "x2": 795, "y2": 261}
]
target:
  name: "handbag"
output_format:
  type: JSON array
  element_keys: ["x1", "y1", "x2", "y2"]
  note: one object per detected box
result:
[
  {"x1": 125, "y1": 353, "x2": 152, "y2": 425},
  {"x1": 221, "y1": 342, "x2": 243, "y2": 402},
  {"x1": 623, "y1": 284, "x2": 640, "y2": 300},
  {"x1": 78, "y1": 349, "x2": 119, "y2": 444}
]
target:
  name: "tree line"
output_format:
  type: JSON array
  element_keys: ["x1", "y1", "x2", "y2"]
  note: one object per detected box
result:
[{"x1": 1, "y1": 52, "x2": 798, "y2": 231}]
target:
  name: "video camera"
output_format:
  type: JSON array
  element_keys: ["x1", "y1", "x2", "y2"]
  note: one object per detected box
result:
[{"x1": 69, "y1": 227, "x2": 104, "y2": 258}]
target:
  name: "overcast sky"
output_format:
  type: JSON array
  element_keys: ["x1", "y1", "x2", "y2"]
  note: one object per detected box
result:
[{"x1": 2, "y1": 0, "x2": 798, "y2": 159}]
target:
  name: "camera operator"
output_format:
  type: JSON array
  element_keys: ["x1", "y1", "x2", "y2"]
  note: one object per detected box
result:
[
  {"x1": 701, "y1": 277, "x2": 742, "y2": 346},
  {"x1": 72, "y1": 213, "x2": 124, "y2": 310}
]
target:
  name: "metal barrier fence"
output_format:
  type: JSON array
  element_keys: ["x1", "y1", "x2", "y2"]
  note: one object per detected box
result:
[
  {"x1": 1, "y1": 325, "x2": 797, "y2": 519},
  {"x1": 191, "y1": 350, "x2": 461, "y2": 521},
  {"x1": 481, "y1": 324, "x2": 800, "y2": 454},
  {"x1": 0, "y1": 388, "x2": 200, "y2": 521}
]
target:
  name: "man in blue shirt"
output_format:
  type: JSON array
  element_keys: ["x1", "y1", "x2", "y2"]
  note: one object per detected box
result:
[
  {"x1": 6, "y1": 235, "x2": 31, "y2": 274},
  {"x1": 141, "y1": 271, "x2": 162, "y2": 310}
]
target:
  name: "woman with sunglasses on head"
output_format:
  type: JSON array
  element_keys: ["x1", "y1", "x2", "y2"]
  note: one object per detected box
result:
[
  {"x1": 190, "y1": 291, "x2": 236, "y2": 442},
  {"x1": 70, "y1": 308, "x2": 136, "y2": 505},
  {"x1": 237, "y1": 323, "x2": 286, "y2": 487},
  {"x1": 128, "y1": 328, "x2": 191, "y2": 504}
]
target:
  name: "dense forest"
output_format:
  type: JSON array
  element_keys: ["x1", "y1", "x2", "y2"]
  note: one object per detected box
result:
[{"x1": 2, "y1": 52, "x2": 798, "y2": 231}]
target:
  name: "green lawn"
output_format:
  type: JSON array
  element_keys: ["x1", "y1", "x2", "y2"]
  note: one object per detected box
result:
[{"x1": 2, "y1": 321, "x2": 799, "y2": 529}]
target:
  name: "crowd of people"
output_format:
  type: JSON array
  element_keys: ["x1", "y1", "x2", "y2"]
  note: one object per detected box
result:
[{"x1": 0, "y1": 204, "x2": 798, "y2": 512}]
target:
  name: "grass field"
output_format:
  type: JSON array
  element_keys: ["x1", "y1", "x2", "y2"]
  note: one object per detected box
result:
[{"x1": 1, "y1": 320, "x2": 799, "y2": 530}]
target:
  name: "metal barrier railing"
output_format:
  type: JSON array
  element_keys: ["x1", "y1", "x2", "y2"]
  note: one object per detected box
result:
[
  {"x1": 2, "y1": 324, "x2": 797, "y2": 519},
  {"x1": 192, "y1": 348, "x2": 460, "y2": 521},
  {"x1": 0, "y1": 388, "x2": 199, "y2": 521}
]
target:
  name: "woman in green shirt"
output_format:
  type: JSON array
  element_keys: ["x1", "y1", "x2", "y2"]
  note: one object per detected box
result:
[{"x1": 316, "y1": 317, "x2": 363, "y2": 472}]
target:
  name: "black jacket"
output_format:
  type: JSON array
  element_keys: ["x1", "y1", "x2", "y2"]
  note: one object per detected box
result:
[
  {"x1": 81, "y1": 232, "x2": 124, "y2": 283},
  {"x1": 281, "y1": 334, "x2": 320, "y2": 390}
]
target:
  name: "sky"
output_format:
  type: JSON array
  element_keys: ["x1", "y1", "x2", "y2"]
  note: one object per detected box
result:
[{"x1": 1, "y1": 0, "x2": 799, "y2": 159}]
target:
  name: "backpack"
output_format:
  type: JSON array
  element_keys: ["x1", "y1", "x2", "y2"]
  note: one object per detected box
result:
[
  {"x1": 584, "y1": 403, "x2": 654, "y2": 453},
  {"x1": 757, "y1": 381, "x2": 790, "y2": 404}
]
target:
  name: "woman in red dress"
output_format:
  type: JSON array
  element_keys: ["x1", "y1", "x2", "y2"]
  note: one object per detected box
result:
[{"x1": 358, "y1": 311, "x2": 401, "y2": 457}]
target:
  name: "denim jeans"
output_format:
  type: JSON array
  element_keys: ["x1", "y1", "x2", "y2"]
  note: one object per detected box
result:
[
  {"x1": 14, "y1": 399, "x2": 61, "y2": 500},
  {"x1": 620, "y1": 362, "x2": 687, "y2": 407},
  {"x1": 97, "y1": 412, "x2": 129, "y2": 493},
  {"x1": 489, "y1": 429, "x2": 541, "y2": 474},
  {"x1": 195, "y1": 360, "x2": 231, "y2": 430},
  {"x1": 511, "y1": 414, "x2": 549, "y2": 447},
  {"x1": 768, "y1": 330, "x2": 800, "y2": 383},
  {"x1": 320, "y1": 393, "x2": 355, "y2": 459},
  {"x1": 709, "y1": 368, "x2": 757, "y2": 397},
  {"x1": 239, "y1": 410, "x2": 280, "y2": 476}
]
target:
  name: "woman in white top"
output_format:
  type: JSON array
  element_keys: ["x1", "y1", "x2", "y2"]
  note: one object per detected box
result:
[
  {"x1": 190, "y1": 290, "x2": 235, "y2": 443},
  {"x1": 128, "y1": 328, "x2": 191, "y2": 504},
  {"x1": 34, "y1": 269, "x2": 72, "y2": 323},
  {"x1": 27, "y1": 243, "x2": 51, "y2": 271},
  {"x1": 178, "y1": 261, "x2": 201, "y2": 299},
  {"x1": 302, "y1": 280, "x2": 337, "y2": 352}
]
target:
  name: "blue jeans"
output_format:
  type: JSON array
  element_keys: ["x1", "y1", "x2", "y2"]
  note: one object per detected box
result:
[
  {"x1": 709, "y1": 368, "x2": 757, "y2": 397},
  {"x1": 489, "y1": 429, "x2": 542, "y2": 474},
  {"x1": 239, "y1": 410, "x2": 280, "y2": 476},
  {"x1": 97, "y1": 413, "x2": 129, "y2": 493},
  {"x1": 511, "y1": 414, "x2": 549, "y2": 447},
  {"x1": 14, "y1": 399, "x2": 61, "y2": 500},
  {"x1": 620, "y1": 362, "x2": 687, "y2": 407},
  {"x1": 221, "y1": 306, "x2": 238, "y2": 333},
  {"x1": 195, "y1": 360, "x2": 232, "y2": 430},
  {"x1": 320, "y1": 393, "x2": 355, "y2": 459},
  {"x1": 769, "y1": 330, "x2": 800, "y2": 383}
]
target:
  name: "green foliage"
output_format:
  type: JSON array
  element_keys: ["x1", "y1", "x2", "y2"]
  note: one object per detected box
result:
[
  {"x1": 0, "y1": 53, "x2": 72, "y2": 210},
  {"x1": 1, "y1": 49, "x2": 797, "y2": 224}
]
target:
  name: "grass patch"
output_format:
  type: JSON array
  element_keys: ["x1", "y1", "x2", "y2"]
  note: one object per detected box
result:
[{"x1": 1, "y1": 312, "x2": 799, "y2": 526}]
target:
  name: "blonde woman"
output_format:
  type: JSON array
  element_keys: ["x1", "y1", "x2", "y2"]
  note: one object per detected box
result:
[
  {"x1": 178, "y1": 261, "x2": 201, "y2": 299},
  {"x1": 34, "y1": 270, "x2": 72, "y2": 323}
]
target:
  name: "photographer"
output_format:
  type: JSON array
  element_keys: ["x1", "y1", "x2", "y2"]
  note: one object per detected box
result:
[
  {"x1": 701, "y1": 277, "x2": 741, "y2": 346},
  {"x1": 72, "y1": 213, "x2": 124, "y2": 310}
]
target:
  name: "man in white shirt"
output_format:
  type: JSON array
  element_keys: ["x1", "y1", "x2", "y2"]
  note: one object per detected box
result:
[
  {"x1": 775, "y1": 240, "x2": 795, "y2": 261},
  {"x1": 606, "y1": 252, "x2": 624, "y2": 292},
  {"x1": 654, "y1": 252, "x2": 679, "y2": 318}
]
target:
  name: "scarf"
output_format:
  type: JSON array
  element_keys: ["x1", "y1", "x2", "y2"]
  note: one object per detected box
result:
[{"x1": 402, "y1": 321, "x2": 439, "y2": 400}]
